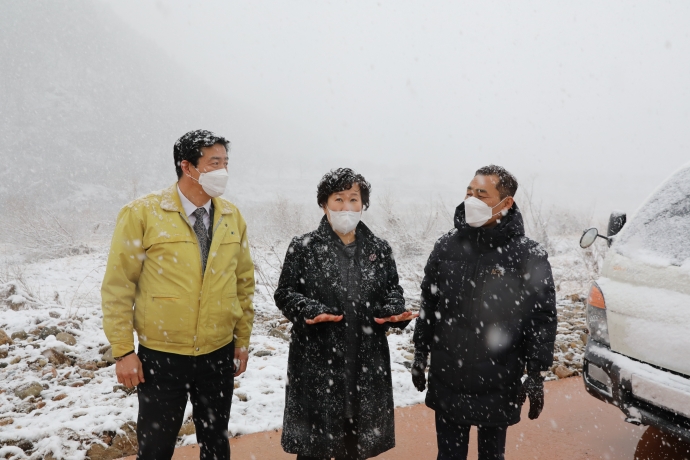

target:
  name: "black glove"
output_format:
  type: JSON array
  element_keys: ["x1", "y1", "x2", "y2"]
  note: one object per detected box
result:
[
  {"x1": 411, "y1": 351, "x2": 428, "y2": 392},
  {"x1": 518, "y1": 373, "x2": 545, "y2": 420}
]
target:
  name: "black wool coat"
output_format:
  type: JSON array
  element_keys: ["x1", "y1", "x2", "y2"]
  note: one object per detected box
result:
[
  {"x1": 413, "y1": 203, "x2": 557, "y2": 427},
  {"x1": 274, "y1": 216, "x2": 408, "y2": 458}
]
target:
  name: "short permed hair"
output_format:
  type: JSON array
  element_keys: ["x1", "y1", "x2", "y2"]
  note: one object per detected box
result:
[
  {"x1": 317, "y1": 168, "x2": 371, "y2": 210},
  {"x1": 173, "y1": 129, "x2": 230, "y2": 179},
  {"x1": 475, "y1": 165, "x2": 518, "y2": 198}
]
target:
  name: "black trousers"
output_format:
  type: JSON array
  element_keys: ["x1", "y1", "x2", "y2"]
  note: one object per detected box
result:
[
  {"x1": 435, "y1": 412, "x2": 507, "y2": 460},
  {"x1": 136, "y1": 342, "x2": 235, "y2": 460},
  {"x1": 296, "y1": 418, "x2": 364, "y2": 460}
]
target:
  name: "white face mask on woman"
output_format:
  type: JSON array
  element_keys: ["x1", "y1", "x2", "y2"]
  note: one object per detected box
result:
[
  {"x1": 328, "y1": 208, "x2": 361, "y2": 234},
  {"x1": 464, "y1": 196, "x2": 508, "y2": 228},
  {"x1": 188, "y1": 166, "x2": 229, "y2": 198}
]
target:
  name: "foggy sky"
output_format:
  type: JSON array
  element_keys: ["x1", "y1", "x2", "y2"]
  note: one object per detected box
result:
[{"x1": 102, "y1": 1, "x2": 690, "y2": 216}]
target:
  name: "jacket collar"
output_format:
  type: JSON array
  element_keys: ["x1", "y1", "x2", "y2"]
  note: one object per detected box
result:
[
  {"x1": 315, "y1": 214, "x2": 376, "y2": 243},
  {"x1": 160, "y1": 183, "x2": 234, "y2": 215},
  {"x1": 453, "y1": 201, "x2": 525, "y2": 251},
  {"x1": 176, "y1": 184, "x2": 211, "y2": 219}
]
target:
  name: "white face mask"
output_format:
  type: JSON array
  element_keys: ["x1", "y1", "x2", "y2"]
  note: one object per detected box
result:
[
  {"x1": 328, "y1": 208, "x2": 361, "y2": 235},
  {"x1": 188, "y1": 166, "x2": 229, "y2": 198},
  {"x1": 464, "y1": 196, "x2": 508, "y2": 228}
]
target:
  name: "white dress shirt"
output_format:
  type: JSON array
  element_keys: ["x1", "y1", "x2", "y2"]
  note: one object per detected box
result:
[{"x1": 177, "y1": 185, "x2": 211, "y2": 230}]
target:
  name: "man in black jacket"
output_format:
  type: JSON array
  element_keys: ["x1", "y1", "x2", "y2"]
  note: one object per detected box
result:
[{"x1": 412, "y1": 165, "x2": 557, "y2": 460}]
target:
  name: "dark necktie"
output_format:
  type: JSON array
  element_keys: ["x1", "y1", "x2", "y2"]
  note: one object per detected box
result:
[{"x1": 192, "y1": 207, "x2": 210, "y2": 273}]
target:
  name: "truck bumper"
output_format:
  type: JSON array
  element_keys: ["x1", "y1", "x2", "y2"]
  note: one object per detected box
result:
[{"x1": 583, "y1": 340, "x2": 690, "y2": 444}]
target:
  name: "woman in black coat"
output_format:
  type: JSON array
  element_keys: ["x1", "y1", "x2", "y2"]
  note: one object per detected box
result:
[{"x1": 274, "y1": 168, "x2": 416, "y2": 460}]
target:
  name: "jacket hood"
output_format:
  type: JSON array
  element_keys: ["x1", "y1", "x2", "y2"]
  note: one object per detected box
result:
[{"x1": 453, "y1": 201, "x2": 525, "y2": 250}]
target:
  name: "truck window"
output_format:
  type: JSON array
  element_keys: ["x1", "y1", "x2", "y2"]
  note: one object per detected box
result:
[{"x1": 615, "y1": 165, "x2": 690, "y2": 267}]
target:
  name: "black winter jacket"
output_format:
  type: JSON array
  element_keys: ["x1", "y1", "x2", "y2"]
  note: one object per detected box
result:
[
  {"x1": 413, "y1": 203, "x2": 557, "y2": 426},
  {"x1": 275, "y1": 216, "x2": 408, "y2": 458}
]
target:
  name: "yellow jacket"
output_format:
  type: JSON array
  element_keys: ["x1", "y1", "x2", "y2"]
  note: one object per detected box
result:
[{"x1": 101, "y1": 184, "x2": 255, "y2": 357}]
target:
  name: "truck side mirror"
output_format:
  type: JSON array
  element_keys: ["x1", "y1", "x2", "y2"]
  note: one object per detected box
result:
[
  {"x1": 580, "y1": 228, "x2": 600, "y2": 248},
  {"x1": 607, "y1": 211, "x2": 627, "y2": 244},
  {"x1": 580, "y1": 227, "x2": 611, "y2": 249}
]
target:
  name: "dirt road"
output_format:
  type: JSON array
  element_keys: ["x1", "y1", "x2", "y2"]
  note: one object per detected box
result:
[{"x1": 121, "y1": 377, "x2": 690, "y2": 459}]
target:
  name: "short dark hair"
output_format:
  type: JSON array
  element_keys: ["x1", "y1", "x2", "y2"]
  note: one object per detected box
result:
[
  {"x1": 174, "y1": 129, "x2": 230, "y2": 179},
  {"x1": 475, "y1": 165, "x2": 518, "y2": 198},
  {"x1": 317, "y1": 168, "x2": 371, "y2": 210}
]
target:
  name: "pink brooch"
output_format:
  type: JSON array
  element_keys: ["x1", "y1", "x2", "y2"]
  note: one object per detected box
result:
[{"x1": 369, "y1": 253, "x2": 377, "y2": 262}]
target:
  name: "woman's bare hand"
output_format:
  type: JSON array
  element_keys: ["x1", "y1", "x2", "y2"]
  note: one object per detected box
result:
[
  {"x1": 374, "y1": 311, "x2": 419, "y2": 324},
  {"x1": 305, "y1": 313, "x2": 344, "y2": 325}
]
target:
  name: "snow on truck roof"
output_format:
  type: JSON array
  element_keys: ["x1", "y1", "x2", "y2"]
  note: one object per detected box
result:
[{"x1": 614, "y1": 161, "x2": 690, "y2": 268}]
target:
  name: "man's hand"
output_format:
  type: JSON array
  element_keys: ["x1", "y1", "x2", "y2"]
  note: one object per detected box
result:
[
  {"x1": 234, "y1": 347, "x2": 249, "y2": 377},
  {"x1": 305, "y1": 313, "x2": 343, "y2": 325},
  {"x1": 374, "y1": 311, "x2": 419, "y2": 324},
  {"x1": 411, "y1": 352, "x2": 428, "y2": 392},
  {"x1": 518, "y1": 373, "x2": 545, "y2": 419},
  {"x1": 116, "y1": 353, "x2": 145, "y2": 388}
]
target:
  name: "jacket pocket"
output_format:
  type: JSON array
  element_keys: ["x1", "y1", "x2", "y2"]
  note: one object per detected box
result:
[
  {"x1": 210, "y1": 232, "x2": 241, "y2": 273},
  {"x1": 206, "y1": 287, "x2": 241, "y2": 343},
  {"x1": 480, "y1": 267, "x2": 523, "y2": 322},
  {"x1": 430, "y1": 348, "x2": 470, "y2": 393},
  {"x1": 436, "y1": 260, "x2": 468, "y2": 305},
  {"x1": 144, "y1": 293, "x2": 193, "y2": 345}
]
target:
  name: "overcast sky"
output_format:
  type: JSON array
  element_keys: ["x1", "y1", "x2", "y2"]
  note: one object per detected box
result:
[{"x1": 101, "y1": 0, "x2": 690, "y2": 217}]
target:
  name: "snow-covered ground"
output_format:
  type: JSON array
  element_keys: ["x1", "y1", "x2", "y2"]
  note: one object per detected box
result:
[{"x1": 0, "y1": 233, "x2": 595, "y2": 459}]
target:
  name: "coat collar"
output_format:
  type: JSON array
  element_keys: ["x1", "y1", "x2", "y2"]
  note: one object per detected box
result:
[
  {"x1": 314, "y1": 215, "x2": 382, "y2": 305},
  {"x1": 453, "y1": 201, "x2": 525, "y2": 251},
  {"x1": 314, "y1": 215, "x2": 384, "y2": 271},
  {"x1": 315, "y1": 215, "x2": 377, "y2": 244},
  {"x1": 159, "y1": 183, "x2": 234, "y2": 215}
]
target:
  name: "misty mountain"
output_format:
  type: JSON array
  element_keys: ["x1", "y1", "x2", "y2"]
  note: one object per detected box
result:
[{"x1": 0, "y1": 0, "x2": 299, "y2": 214}]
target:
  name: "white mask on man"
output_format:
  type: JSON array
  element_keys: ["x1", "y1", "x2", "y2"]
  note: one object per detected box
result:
[
  {"x1": 464, "y1": 196, "x2": 508, "y2": 228},
  {"x1": 328, "y1": 208, "x2": 361, "y2": 234},
  {"x1": 188, "y1": 166, "x2": 229, "y2": 198}
]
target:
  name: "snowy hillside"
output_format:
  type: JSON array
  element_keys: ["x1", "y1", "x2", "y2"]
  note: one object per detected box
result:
[{"x1": 0, "y1": 220, "x2": 599, "y2": 459}]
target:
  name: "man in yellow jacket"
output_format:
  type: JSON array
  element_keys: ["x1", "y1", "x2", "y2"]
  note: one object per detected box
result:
[{"x1": 101, "y1": 129, "x2": 254, "y2": 460}]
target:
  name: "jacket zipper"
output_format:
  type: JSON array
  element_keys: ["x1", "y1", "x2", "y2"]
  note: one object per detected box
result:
[
  {"x1": 468, "y1": 252, "x2": 483, "y2": 393},
  {"x1": 180, "y1": 211, "x2": 209, "y2": 355}
]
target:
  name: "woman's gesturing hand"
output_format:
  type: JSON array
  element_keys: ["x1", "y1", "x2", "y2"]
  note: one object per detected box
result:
[
  {"x1": 374, "y1": 311, "x2": 419, "y2": 324},
  {"x1": 305, "y1": 313, "x2": 344, "y2": 325}
]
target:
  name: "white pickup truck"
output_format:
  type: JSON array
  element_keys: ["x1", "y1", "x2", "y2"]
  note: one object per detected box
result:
[{"x1": 579, "y1": 162, "x2": 690, "y2": 442}]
